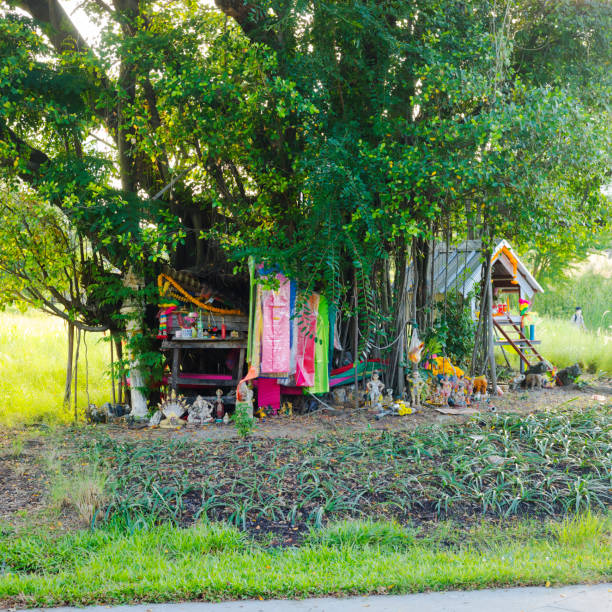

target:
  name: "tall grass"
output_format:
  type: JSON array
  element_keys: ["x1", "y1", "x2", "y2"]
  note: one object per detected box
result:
[
  {"x1": 497, "y1": 316, "x2": 612, "y2": 373},
  {"x1": 534, "y1": 270, "x2": 612, "y2": 331},
  {"x1": 0, "y1": 310, "x2": 110, "y2": 427}
]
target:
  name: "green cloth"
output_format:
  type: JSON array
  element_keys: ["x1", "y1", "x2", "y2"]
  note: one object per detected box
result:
[
  {"x1": 246, "y1": 257, "x2": 256, "y2": 365},
  {"x1": 308, "y1": 294, "x2": 330, "y2": 394}
]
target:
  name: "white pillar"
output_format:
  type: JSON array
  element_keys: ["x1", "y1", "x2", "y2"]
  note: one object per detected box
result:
[{"x1": 121, "y1": 268, "x2": 148, "y2": 418}]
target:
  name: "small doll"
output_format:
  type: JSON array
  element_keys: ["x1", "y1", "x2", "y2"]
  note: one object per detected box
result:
[
  {"x1": 214, "y1": 388, "x2": 225, "y2": 422},
  {"x1": 366, "y1": 371, "x2": 385, "y2": 409}
]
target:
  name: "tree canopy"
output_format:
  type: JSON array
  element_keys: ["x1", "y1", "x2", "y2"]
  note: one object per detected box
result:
[{"x1": 0, "y1": 0, "x2": 610, "y2": 386}]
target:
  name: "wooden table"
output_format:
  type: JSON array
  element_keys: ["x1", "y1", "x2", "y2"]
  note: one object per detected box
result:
[{"x1": 161, "y1": 338, "x2": 247, "y2": 393}]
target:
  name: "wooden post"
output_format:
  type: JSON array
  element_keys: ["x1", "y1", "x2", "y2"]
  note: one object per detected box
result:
[
  {"x1": 64, "y1": 322, "x2": 75, "y2": 408},
  {"x1": 486, "y1": 264, "x2": 497, "y2": 392},
  {"x1": 171, "y1": 347, "x2": 180, "y2": 394}
]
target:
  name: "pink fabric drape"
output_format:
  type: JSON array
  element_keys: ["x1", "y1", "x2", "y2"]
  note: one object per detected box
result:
[
  {"x1": 260, "y1": 273, "x2": 291, "y2": 377},
  {"x1": 257, "y1": 378, "x2": 281, "y2": 410},
  {"x1": 295, "y1": 293, "x2": 319, "y2": 387}
]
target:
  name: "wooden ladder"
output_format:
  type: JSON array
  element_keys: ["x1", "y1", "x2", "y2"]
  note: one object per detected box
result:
[{"x1": 493, "y1": 317, "x2": 545, "y2": 370}]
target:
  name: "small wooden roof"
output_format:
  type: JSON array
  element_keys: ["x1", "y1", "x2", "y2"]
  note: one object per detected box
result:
[{"x1": 408, "y1": 239, "x2": 543, "y2": 300}]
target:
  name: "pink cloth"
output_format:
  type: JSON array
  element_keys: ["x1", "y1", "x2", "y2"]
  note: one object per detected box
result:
[
  {"x1": 260, "y1": 273, "x2": 291, "y2": 377},
  {"x1": 257, "y1": 377, "x2": 281, "y2": 410},
  {"x1": 295, "y1": 293, "x2": 319, "y2": 387}
]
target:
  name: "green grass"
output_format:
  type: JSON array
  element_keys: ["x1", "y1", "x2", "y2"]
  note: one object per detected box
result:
[
  {"x1": 0, "y1": 516, "x2": 610, "y2": 607},
  {"x1": 497, "y1": 315, "x2": 612, "y2": 373},
  {"x1": 534, "y1": 270, "x2": 612, "y2": 331},
  {"x1": 0, "y1": 310, "x2": 110, "y2": 427}
]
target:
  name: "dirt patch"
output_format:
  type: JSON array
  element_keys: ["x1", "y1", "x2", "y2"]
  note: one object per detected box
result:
[{"x1": 103, "y1": 384, "x2": 608, "y2": 442}]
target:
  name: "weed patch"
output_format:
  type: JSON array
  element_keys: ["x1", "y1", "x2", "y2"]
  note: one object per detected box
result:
[{"x1": 79, "y1": 406, "x2": 612, "y2": 540}]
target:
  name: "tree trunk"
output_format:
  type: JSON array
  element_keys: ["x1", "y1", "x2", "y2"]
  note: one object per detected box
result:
[
  {"x1": 73, "y1": 327, "x2": 81, "y2": 422},
  {"x1": 486, "y1": 270, "x2": 497, "y2": 391},
  {"x1": 63, "y1": 321, "x2": 75, "y2": 408},
  {"x1": 413, "y1": 236, "x2": 430, "y2": 330}
]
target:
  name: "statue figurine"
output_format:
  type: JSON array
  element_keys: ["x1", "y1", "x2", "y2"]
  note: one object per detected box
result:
[
  {"x1": 157, "y1": 390, "x2": 188, "y2": 428},
  {"x1": 236, "y1": 381, "x2": 254, "y2": 419},
  {"x1": 439, "y1": 374, "x2": 452, "y2": 406},
  {"x1": 188, "y1": 395, "x2": 214, "y2": 425},
  {"x1": 450, "y1": 379, "x2": 466, "y2": 407},
  {"x1": 214, "y1": 388, "x2": 225, "y2": 422},
  {"x1": 366, "y1": 371, "x2": 385, "y2": 410},
  {"x1": 407, "y1": 368, "x2": 425, "y2": 409},
  {"x1": 384, "y1": 388, "x2": 394, "y2": 407}
]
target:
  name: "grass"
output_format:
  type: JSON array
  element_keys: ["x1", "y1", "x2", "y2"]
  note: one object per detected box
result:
[
  {"x1": 0, "y1": 407, "x2": 610, "y2": 605},
  {"x1": 497, "y1": 315, "x2": 612, "y2": 373},
  {"x1": 0, "y1": 515, "x2": 610, "y2": 607},
  {"x1": 534, "y1": 269, "x2": 612, "y2": 331},
  {"x1": 46, "y1": 454, "x2": 108, "y2": 526},
  {"x1": 0, "y1": 309, "x2": 110, "y2": 427}
]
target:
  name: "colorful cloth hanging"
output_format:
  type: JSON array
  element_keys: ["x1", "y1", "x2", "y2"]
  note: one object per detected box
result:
[
  {"x1": 260, "y1": 273, "x2": 292, "y2": 377},
  {"x1": 295, "y1": 293, "x2": 319, "y2": 387},
  {"x1": 308, "y1": 295, "x2": 330, "y2": 394}
]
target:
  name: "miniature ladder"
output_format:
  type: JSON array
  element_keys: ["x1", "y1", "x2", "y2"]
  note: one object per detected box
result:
[{"x1": 493, "y1": 316, "x2": 545, "y2": 371}]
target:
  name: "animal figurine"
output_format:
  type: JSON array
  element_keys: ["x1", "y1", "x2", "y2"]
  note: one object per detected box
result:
[
  {"x1": 366, "y1": 371, "x2": 385, "y2": 410},
  {"x1": 509, "y1": 374, "x2": 525, "y2": 391},
  {"x1": 214, "y1": 388, "x2": 225, "y2": 422},
  {"x1": 525, "y1": 373, "x2": 544, "y2": 389},
  {"x1": 188, "y1": 395, "x2": 214, "y2": 425},
  {"x1": 473, "y1": 375, "x2": 488, "y2": 396}
]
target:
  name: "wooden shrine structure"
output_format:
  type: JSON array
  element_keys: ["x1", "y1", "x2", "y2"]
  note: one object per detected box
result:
[{"x1": 410, "y1": 239, "x2": 545, "y2": 371}]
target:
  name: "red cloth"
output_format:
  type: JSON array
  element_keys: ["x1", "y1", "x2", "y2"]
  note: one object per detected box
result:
[
  {"x1": 257, "y1": 377, "x2": 281, "y2": 410},
  {"x1": 295, "y1": 293, "x2": 318, "y2": 387}
]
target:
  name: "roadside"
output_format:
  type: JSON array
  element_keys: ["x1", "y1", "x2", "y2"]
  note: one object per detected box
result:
[{"x1": 7, "y1": 583, "x2": 612, "y2": 612}]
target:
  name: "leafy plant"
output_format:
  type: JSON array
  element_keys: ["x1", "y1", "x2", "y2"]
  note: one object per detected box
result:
[
  {"x1": 423, "y1": 290, "x2": 475, "y2": 366},
  {"x1": 231, "y1": 405, "x2": 255, "y2": 439}
]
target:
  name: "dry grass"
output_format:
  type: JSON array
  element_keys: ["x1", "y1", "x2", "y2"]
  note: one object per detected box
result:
[{"x1": 47, "y1": 453, "x2": 108, "y2": 525}]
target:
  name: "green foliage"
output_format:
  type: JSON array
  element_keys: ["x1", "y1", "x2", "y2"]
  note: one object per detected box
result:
[
  {"x1": 231, "y1": 404, "x2": 255, "y2": 439},
  {"x1": 1, "y1": 514, "x2": 610, "y2": 605},
  {"x1": 423, "y1": 291, "x2": 475, "y2": 366}
]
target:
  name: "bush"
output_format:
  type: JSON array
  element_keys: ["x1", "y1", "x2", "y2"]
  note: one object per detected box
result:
[
  {"x1": 231, "y1": 404, "x2": 255, "y2": 438},
  {"x1": 423, "y1": 290, "x2": 475, "y2": 366}
]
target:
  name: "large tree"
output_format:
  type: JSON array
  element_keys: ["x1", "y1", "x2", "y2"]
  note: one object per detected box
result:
[{"x1": 0, "y1": 0, "x2": 610, "y2": 399}]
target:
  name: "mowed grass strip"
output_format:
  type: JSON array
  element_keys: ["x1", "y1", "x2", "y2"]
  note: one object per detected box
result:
[{"x1": 0, "y1": 515, "x2": 610, "y2": 607}]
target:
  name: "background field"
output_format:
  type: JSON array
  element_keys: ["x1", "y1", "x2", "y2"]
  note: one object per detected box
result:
[{"x1": 0, "y1": 310, "x2": 110, "y2": 427}]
